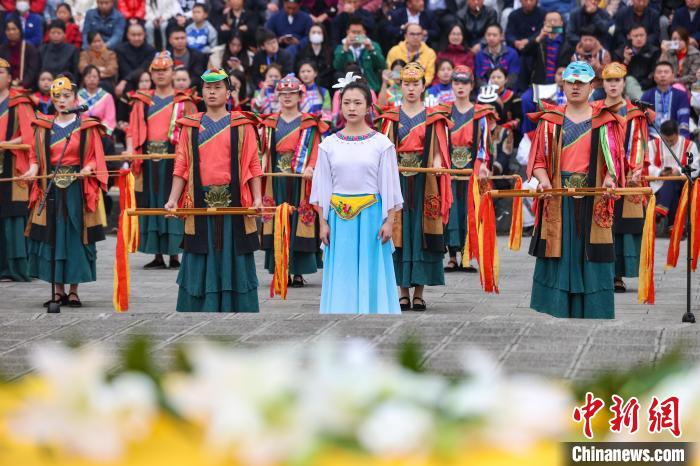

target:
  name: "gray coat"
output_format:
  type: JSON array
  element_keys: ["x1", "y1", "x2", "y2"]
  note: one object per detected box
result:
[{"x1": 660, "y1": 46, "x2": 700, "y2": 88}]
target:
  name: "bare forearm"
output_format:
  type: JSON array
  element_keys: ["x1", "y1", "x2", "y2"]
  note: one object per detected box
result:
[{"x1": 168, "y1": 176, "x2": 186, "y2": 204}]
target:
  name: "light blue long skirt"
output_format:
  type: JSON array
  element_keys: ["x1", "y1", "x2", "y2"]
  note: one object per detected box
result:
[{"x1": 320, "y1": 194, "x2": 401, "y2": 314}]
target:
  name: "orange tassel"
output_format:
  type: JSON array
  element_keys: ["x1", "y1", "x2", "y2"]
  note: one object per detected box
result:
[
  {"x1": 270, "y1": 202, "x2": 292, "y2": 299},
  {"x1": 477, "y1": 193, "x2": 499, "y2": 293},
  {"x1": 692, "y1": 180, "x2": 700, "y2": 271},
  {"x1": 666, "y1": 180, "x2": 690, "y2": 269},
  {"x1": 465, "y1": 171, "x2": 480, "y2": 261},
  {"x1": 508, "y1": 175, "x2": 523, "y2": 251},
  {"x1": 113, "y1": 170, "x2": 139, "y2": 312},
  {"x1": 638, "y1": 195, "x2": 656, "y2": 304}
]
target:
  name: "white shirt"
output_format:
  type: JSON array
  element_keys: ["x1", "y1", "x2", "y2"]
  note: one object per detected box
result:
[
  {"x1": 407, "y1": 11, "x2": 420, "y2": 24},
  {"x1": 310, "y1": 132, "x2": 403, "y2": 221},
  {"x1": 648, "y1": 136, "x2": 699, "y2": 192}
]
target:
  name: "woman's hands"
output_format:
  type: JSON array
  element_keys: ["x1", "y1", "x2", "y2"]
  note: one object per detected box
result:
[
  {"x1": 80, "y1": 165, "x2": 94, "y2": 177},
  {"x1": 320, "y1": 219, "x2": 330, "y2": 246},
  {"x1": 20, "y1": 163, "x2": 38, "y2": 180},
  {"x1": 378, "y1": 218, "x2": 393, "y2": 244},
  {"x1": 477, "y1": 163, "x2": 490, "y2": 180}
]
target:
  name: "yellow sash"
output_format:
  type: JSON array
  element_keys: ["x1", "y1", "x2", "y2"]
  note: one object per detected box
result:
[{"x1": 330, "y1": 194, "x2": 378, "y2": 220}]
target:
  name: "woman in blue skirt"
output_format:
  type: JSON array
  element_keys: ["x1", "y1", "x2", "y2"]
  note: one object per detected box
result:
[{"x1": 310, "y1": 76, "x2": 403, "y2": 314}]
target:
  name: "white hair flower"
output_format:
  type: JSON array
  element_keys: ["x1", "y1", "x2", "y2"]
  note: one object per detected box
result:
[{"x1": 333, "y1": 72, "x2": 361, "y2": 89}]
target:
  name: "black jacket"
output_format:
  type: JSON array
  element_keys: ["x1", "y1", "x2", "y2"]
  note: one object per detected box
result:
[
  {"x1": 567, "y1": 7, "x2": 612, "y2": 47},
  {"x1": 39, "y1": 42, "x2": 79, "y2": 79},
  {"x1": 250, "y1": 49, "x2": 294, "y2": 88},
  {"x1": 113, "y1": 41, "x2": 156, "y2": 82},
  {"x1": 458, "y1": 6, "x2": 499, "y2": 47},
  {"x1": 295, "y1": 41, "x2": 334, "y2": 90},
  {"x1": 387, "y1": 7, "x2": 439, "y2": 44},
  {"x1": 612, "y1": 6, "x2": 660, "y2": 51},
  {"x1": 613, "y1": 43, "x2": 659, "y2": 91},
  {"x1": 522, "y1": 35, "x2": 573, "y2": 85},
  {"x1": 168, "y1": 46, "x2": 208, "y2": 87}
]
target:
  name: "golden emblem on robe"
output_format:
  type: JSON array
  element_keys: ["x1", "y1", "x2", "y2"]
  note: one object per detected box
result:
[
  {"x1": 204, "y1": 185, "x2": 231, "y2": 208},
  {"x1": 276, "y1": 152, "x2": 293, "y2": 173},
  {"x1": 54, "y1": 166, "x2": 78, "y2": 189},
  {"x1": 398, "y1": 151, "x2": 422, "y2": 176},
  {"x1": 451, "y1": 146, "x2": 471, "y2": 169}
]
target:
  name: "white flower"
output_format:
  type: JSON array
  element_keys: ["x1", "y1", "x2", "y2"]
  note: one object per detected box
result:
[
  {"x1": 357, "y1": 400, "x2": 435, "y2": 456},
  {"x1": 9, "y1": 344, "x2": 158, "y2": 461},
  {"x1": 332, "y1": 72, "x2": 361, "y2": 89}
]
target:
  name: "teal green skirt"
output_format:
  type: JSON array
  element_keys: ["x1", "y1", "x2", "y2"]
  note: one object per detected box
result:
[
  {"x1": 614, "y1": 233, "x2": 641, "y2": 278},
  {"x1": 394, "y1": 174, "x2": 445, "y2": 288},
  {"x1": 530, "y1": 197, "x2": 615, "y2": 319},
  {"x1": 264, "y1": 171, "x2": 321, "y2": 276},
  {"x1": 444, "y1": 179, "x2": 468, "y2": 250},
  {"x1": 28, "y1": 183, "x2": 96, "y2": 284},
  {"x1": 0, "y1": 215, "x2": 29, "y2": 281},
  {"x1": 176, "y1": 215, "x2": 259, "y2": 312},
  {"x1": 138, "y1": 159, "x2": 183, "y2": 255}
]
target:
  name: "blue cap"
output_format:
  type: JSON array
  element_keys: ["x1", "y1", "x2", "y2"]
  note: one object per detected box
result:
[{"x1": 562, "y1": 61, "x2": 595, "y2": 84}]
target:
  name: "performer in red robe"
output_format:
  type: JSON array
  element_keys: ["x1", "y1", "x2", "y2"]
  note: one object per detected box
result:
[
  {"x1": 166, "y1": 69, "x2": 263, "y2": 312},
  {"x1": 0, "y1": 58, "x2": 35, "y2": 281}
]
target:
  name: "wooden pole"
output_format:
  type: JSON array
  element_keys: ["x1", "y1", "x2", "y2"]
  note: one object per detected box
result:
[
  {"x1": 0, "y1": 170, "x2": 124, "y2": 183},
  {"x1": 127, "y1": 207, "x2": 285, "y2": 217},
  {"x1": 399, "y1": 167, "x2": 473, "y2": 175},
  {"x1": 0, "y1": 143, "x2": 30, "y2": 150},
  {"x1": 104, "y1": 154, "x2": 176, "y2": 162},
  {"x1": 487, "y1": 187, "x2": 653, "y2": 199},
  {"x1": 263, "y1": 172, "x2": 305, "y2": 178},
  {"x1": 644, "y1": 175, "x2": 687, "y2": 182}
]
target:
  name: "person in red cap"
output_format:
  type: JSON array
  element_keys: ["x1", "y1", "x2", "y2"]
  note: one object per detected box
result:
[
  {"x1": 125, "y1": 51, "x2": 198, "y2": 270},
  {"x1": 259, "y1": 73, "x2": 327, "y2": 288}
]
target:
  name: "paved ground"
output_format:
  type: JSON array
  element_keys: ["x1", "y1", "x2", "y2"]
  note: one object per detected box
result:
[{"x1": 1, "y1": 234, "x2": 699, "y2": 382}]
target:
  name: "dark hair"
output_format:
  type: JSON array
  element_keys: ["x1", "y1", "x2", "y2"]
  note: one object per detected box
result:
[
  {"x1": 628, "y1": 24, "x2": 647, "y2": 34},
  {"x1": 485, "y1": 23, "x2": 503, "y2": 34},
  {"x1": 56, "y1": 3, "x2": 74, "y2": 21},
  {"x1": 297, "y1": 59, "x2": 318, "y2": 75},
  {"x1": 4, "y1": 15, "x2": 24, "y2": 41},
  {"x1": 655, "y1": 60, "x2": 674, "y2": 72},
  {"x1": 87, "y1": 31, "x2": 103, "y2": 44},
  {"x1": 487, "y1": 66, "x2": 507, "y2": 80},
  {"x1": 579, "y1": 24, "x2": 597, "y2": 38},
  {"x1": 82, "y1": 64, "x2": 101, "y2": 80},
  {"x1": 671, "y1": 26, "x2": 690, "y2": 46},
  {"x1": 192, "y1": 3, "x2": 208, "y2": 14},
  {"x1": 229, "y1": 69, "x2": 246, "y2": 101},
  {"x1": 173, "y1": 65, "x2": 189, "y2": 75},
  {"x1": 48, "y1": 19, "x2": 66, "y2": 32},
  {"x1": 127, "y1": 21, "x2": 146, "y2": 35},
  {"x1": 168, "y1": 25, "x2": 187, "y2": 37},
  {"x1": 257, "y1": 28, "x2": 277, "y2": 46},
  {"x1": 348, "y1": 15, "x2": 366, "y2": 29},
  {"x1": 436, "y1": 58, "x2": 454, "y2": 70},
  {"x1": 660, "y1": 119, "x2": 679, "y2": 137},
  {"x1": 389, "y1": 59, "x2": 407, "y2": 70},
  {"x1": 264, "y1": 63, "x2": 284, "y2": 78},
  {"x1": 340, "y1": 79, "x2": 372, "y2": 107},
  {"x1": 222, "y1": 32, "x2": 250, "y2": 72},
  {"x1": 37, "y1": 70, "x2": 54, "y2": 88}
]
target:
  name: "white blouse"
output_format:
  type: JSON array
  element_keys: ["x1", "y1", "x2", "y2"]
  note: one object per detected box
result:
[{"x1": 310, "y1": 131, "x2": 403, "y2": 221}]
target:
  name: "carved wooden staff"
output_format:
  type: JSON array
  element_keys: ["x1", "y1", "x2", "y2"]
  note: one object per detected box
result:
[
  {"x1": 0, "y1": 170, "x2": 125, "y2": 183},
  {"x1": 487, "y1": 187, "x2": 653, "y2": 198},
  {"x1": 0, "y1": 143, "x2": 30, "y2": 150},
  {"x1": 104, "y1": 154, "x2": 176, "y2": 161},
  {"x1": 399, "y1": 167, "x2": 473, "y2": 176},
  {"x1": 645, "y1": 175, "x2": 686, "y2": 182},
  {"x1": 127, "y1": 207, "x2": 285, "y2": 217}
]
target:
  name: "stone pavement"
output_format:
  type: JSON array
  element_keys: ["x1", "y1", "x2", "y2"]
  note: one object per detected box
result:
[{"x1": 1, "y1": 235, "x2": 699, "y2": 382}]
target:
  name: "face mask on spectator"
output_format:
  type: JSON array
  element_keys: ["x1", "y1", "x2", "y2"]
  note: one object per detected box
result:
[
  {"x1": 16, "y1": 1, "x2": 30, "y2": 13},
  {"x1": 309, "y1": 33, "x2": 324, "y2": 44}
]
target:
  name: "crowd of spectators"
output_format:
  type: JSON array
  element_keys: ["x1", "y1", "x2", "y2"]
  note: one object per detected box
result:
[{"x1": 0, "y1": 0, "x2": 698, "y2": 174}]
